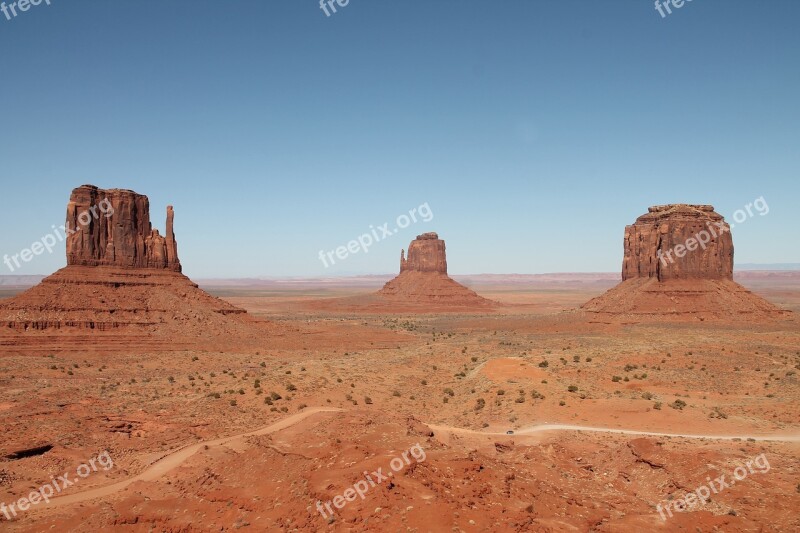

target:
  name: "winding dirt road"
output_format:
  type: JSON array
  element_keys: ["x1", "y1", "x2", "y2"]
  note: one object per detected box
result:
[
  {"x1": 429, "y1": 422, "x2": 800, "y2": 442},
  {"x1": 36, "y1": 407, "x2": 342, "y2": 510},
  {"x1": 30, "y1": 408, "x2": 799, "y2": 512}
]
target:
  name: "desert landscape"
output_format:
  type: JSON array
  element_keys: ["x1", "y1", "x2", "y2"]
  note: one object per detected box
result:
[
  {"x1": 0, "y1": 187, "x2": 797, "y2": 532},
  {"x1": 2, "y1": 2, "x2": 799, "y2": 532}
]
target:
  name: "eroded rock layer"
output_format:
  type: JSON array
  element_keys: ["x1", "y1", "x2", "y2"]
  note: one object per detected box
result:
[
  {"x1": 66, "y1": 185, "x2": 181, "y2": 271},
  {"x1": 400, "y1": 232, "x2": 448, "y2": 273},
  {"x1": 622, "y1": 204, "x2": 732, "y2": 282}
]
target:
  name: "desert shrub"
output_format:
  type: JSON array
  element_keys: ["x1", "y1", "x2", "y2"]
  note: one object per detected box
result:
[{"x1": 670, "y1": 399, "x2": 687, "y2": 410}]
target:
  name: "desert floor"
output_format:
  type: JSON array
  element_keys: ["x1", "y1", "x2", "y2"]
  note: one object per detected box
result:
[{"x1": 0, "y1": 276, "x2": 798, "y2": 532}]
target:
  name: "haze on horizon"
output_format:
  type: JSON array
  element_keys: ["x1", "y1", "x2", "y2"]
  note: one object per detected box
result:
[{"x1": 1, "y1": 1, "x2": 798, "y2": 278}]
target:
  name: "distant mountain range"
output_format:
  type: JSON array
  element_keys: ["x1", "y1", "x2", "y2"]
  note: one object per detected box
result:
[
  {"x1": 0, "y1": 275, "x2": 45, "y2": 287},
  {"x1": 1, "y1": 264, "x2": 797, "y2": 290},
  {"x1": 736, "y1": 263, "x2": 800, "y2": 270}
]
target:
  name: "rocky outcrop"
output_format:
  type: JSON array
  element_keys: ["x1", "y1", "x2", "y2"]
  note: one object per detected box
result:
[
  {"x1": 400, "y1": 232, "x2": 448, "y2": 273},
  {"x1": 622, "y1": 204, "x2": 733, "y2": 282},
  {"x1": 379, "y1": 233, "x2": 493, "y2": 307},
  {"x1": 584, "y1": 204, "x2": 786, "y2": 320},
  {"x1": 66, "y1": 185, "x2": 181, "y2": 271},
  {"x1": 0, "y1": 185, "x2": 252, "y2": 335}
]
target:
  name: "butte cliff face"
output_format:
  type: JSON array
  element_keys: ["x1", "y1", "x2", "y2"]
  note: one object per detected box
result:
[
  {"x1": 66, "y1": 185, "x2": 181, "y2": 271},
  {"x1": 583, "y1": 204, "x2": 785, "y2": 320},
  {"x1": 622, "y1": 204, "x2": 732, "y2": 282},
  {"x1": 0, "y1": 185, "x2": 250, "y2": 339},
  {"x1": 379, "y1": 233, "x2": 493, "y2": 307},
  {"x1": 400, "y1": 232, "x2": 448, "y2": 274}
]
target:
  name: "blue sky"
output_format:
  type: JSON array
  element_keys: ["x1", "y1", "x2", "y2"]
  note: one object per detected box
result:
[{"x1": 1, "y1": 0, "x2": 798, "y2": 277}]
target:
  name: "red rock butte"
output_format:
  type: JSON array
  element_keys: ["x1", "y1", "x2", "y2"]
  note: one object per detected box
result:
[
  {"x1": 66, "y1": 185, "x2": 181, "y2": 271},
  {"x1": 0, "y1": 185, "x2": 252, "y2": 347},
  {"x1": 378, "y1": 232, "x2": 494, "y2": 307},
  {"x1": 583, "y1": 204, "x2": 787, "y2": 320}
]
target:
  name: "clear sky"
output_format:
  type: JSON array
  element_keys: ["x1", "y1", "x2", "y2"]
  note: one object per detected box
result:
[{"x1": 1, "y1": 0, "x2": 798, "y2": 278}]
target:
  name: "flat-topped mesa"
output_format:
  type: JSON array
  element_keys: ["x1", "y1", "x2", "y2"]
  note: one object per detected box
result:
[
  {"x1": 400, "y1": 232, "x2": 447, "y2": 274},
  {"x1": 582, "y1": 202, "x2": 787, "y2": 320},
  {"x1": 622, "y1": 204, "x2": 732, "y2": 282},
  {"x1": 66, "y1": 185, "x2": 181, "y2": 272}
]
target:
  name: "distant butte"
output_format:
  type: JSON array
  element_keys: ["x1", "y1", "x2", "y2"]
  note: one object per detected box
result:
[
  {"x1": 400, "y1": 232, "x2": 448, "y2": 273},
  {"x1": 583, "y1": 204, "x2": 788, "y2": 320},
  {"x1": 378, "y1": 232, "x2": 494, "y2": 307},
  {"x1": 621, "y1": 204, "x2": 733, "y2": 281}
]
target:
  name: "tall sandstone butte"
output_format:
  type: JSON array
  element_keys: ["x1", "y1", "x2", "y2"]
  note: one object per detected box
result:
[
  {"x1": 583, "y1": 204, "x2": 785, "y2": 320},
  {"x1": 379, "y1": 233, "x2": 493, "y2": 307},
  {"x1": 400, "y1": 232, "x2": 448, "y2": 273},
  {"x1": 0, "y1": 184, "x2": 248, "y2": 337},
  {"x1": 621, "y1": 204, "x2": 732, "y2": 281},
  {"x1": 66, "y1": 185, "x2": 181, "y2": 271}
]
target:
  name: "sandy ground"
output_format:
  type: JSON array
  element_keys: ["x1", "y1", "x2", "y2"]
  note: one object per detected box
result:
[{"x1": 0, "y1": 276, "x2": 798, "y2": 531}]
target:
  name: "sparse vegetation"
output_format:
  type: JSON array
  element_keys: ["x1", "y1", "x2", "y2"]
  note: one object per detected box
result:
[{"x1": 670, "y1": 399, "x2": 687, "y2": 410}]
